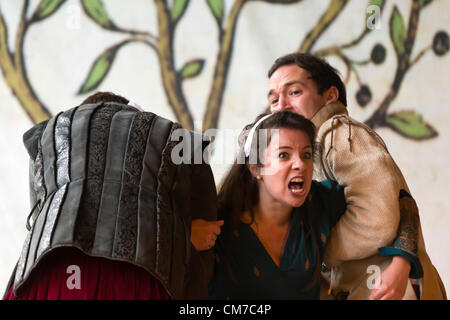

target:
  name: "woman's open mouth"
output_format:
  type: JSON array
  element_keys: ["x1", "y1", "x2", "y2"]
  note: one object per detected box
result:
[{"x1": 288, "y1": 177, "x2": 305, "y2": 194}]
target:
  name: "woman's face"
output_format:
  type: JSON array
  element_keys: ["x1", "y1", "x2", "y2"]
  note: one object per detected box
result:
[{"x1": 257, "y1": 128, "x2": 314, "y2": 208}]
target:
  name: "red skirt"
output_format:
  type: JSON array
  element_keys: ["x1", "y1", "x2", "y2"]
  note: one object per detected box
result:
[{"x1": 4, "y1": 247, "x2": 170, "y2": 300}]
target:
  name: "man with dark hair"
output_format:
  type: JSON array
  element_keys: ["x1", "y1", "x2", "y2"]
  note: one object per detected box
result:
[
  {"x1": 267, "y1": 53, "x2": 446, "y2": 300},
  {"x1": 268, "y1": 53, "x2": 347, "y2": 107},
  {"x1": 4, "y1": 91, "x2": 220, "y2": 300},
  {"x1": 80, "y1": 91, "x2": 130, "y2": 105}
]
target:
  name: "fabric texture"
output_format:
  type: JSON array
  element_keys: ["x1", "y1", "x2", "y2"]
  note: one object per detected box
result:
[
  {"x1": 313, "y1": 102, "x2": 405, "y2": 261},
  {"x1": 313, "y1": 102, "x2": 446, "y2": 300},
  {"x1": 5, "y1": 102, "x2": 218, "y2": 300},
  {"x1": 209, "y1": 180, "x2": 346, "y2": 300},
  {"x1": 4, "y1": 247, "x2": 169, "y2": 300}
]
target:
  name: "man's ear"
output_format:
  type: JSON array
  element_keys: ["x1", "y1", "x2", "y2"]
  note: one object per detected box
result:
[{"x1": 324, "y1": 86, "x2": 339, "y2": 105}]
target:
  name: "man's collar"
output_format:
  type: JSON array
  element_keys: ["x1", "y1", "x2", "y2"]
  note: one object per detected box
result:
[{"x1": 311, "y1": 102, "x2": 348, "y2": 129}]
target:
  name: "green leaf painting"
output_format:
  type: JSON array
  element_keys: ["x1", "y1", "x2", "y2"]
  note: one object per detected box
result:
[
  {"x1": 386, "y1": 111, "x2": 438, "y2": 140},
  {"x1": 389, "y1": 6, "x2": 407, "y2": 57},
  {"x1": 180, "y1": 59, "x2": 205, "y2": 79},
  {"x1": 31, "y1": 0, "x2": 66, "y2": 22},
  {"x1": 206, "y1": 0, "x2": 224, "y2": 24},
  {"x1": 0, "y1": 0, "x2": 446, "y2": 135},
  {"x1": 171, "y1": 0, "x2": 189, "y2": 23},
  {"x1": 81, "y1": 0, "x2": 117, "y2": 30},
  {"x1": 78, "y1": 45, "x2": 121, "y2": 94},
  {"x1": 416, "y1": 0, "x2": 433, "y2": 7},
  {"x1": 368, "y1": 0, "x2": 385, "y2": 8}
]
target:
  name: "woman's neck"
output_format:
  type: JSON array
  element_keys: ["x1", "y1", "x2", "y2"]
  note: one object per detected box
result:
[
  {"x1": 245, "y1": 196, "x2": 293, "y2": 268},
  {"x1": 253, "y1": 195, "x2": 292, "y2": 227}
]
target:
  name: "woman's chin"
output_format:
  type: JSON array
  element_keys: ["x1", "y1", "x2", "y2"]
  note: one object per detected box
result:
[
  {"x1": 287, "y1": 188, "x2": 310, "y2": 207},
  {"x1": 288, "y1": 197, "x2": 306, "y2": 208}
]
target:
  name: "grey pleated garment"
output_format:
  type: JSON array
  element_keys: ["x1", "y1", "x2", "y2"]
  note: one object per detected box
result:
[{"x1": 11, "y1": 102, "x2": 218, "y2": 299}]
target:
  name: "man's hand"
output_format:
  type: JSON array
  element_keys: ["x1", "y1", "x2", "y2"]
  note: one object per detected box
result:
[
  {"x1": 190, "y1": 219, "x2": 224, "y2": 252},
  {"x1": 369, "y1": 256, "x2": 411, "y2": 300}
]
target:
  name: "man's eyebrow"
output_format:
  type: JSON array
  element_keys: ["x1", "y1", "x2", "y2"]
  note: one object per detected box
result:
[
  {"x1": 284, "y1": 80, "x2": 307, "y2": 87},
  {"x1": 267, "y1": 80, "x2": 307, "y2": 99}
]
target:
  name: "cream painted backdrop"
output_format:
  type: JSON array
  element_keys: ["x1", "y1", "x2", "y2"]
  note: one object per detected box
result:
[{"x1": 0, "y1": 0, "x2": 448, "y2": 295}]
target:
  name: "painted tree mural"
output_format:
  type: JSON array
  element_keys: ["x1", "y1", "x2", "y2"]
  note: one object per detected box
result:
[{"x1": 0, "y1": 0, "x2": 448, "y2": 140}]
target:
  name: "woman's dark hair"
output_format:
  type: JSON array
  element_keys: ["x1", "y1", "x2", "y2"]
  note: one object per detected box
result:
[
  {"x1": 218, "y1": 111, "x2": 318, "y2": 283},
  {"x1": 81, "y1": 91, "x2": 129, "y2": 105},
  {"x1": 268, "y1": 53, "x2": 347, "y2": 107}
]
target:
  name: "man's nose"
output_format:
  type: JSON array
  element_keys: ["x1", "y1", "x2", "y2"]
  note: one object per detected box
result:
[{"x1": 278, "y1": 94, "x2": 291, "y2": 111}]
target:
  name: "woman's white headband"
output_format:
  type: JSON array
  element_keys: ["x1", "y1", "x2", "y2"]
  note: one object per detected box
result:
[{"x1": 243, "y1": 114, "x2": 274, "y2": 157}]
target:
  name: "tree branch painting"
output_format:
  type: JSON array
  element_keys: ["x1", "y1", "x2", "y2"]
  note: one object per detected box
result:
[
  {"x1": 0, "y1": 0, "x2": 447, "y2": 140},
  {"x1": 0, "y1": 0, "x2": 55, "y2": 123}
]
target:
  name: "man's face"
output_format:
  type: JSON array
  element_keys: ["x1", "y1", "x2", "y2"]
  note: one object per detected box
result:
[{"x1": 268, "y1": 64, "x2": 327, "y2": 120}]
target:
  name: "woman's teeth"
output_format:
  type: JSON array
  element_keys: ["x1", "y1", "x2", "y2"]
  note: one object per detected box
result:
[{"x1": 289, "y1": 177, "x2": 304, "y2": 193}]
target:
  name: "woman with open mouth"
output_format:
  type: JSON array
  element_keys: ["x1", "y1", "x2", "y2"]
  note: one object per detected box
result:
[{"x1": 208, "y1": 110, "x2": 419, "y2": 300}]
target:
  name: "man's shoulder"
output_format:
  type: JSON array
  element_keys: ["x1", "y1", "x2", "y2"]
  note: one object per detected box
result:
[
  {"x1": 318, "y1": 113, "x2": 366, "y2": 131},
  {"x1": 314, "y1": 113, "x2": 393, "y2": 163},
  {"x1": 317, "y1": 114, "x2": 386, "y2": 145}
]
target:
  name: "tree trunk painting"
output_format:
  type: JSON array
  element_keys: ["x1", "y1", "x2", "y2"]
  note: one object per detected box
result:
[{"x1": 0, "y1": 0, "x2": 447, "y2": 136}]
